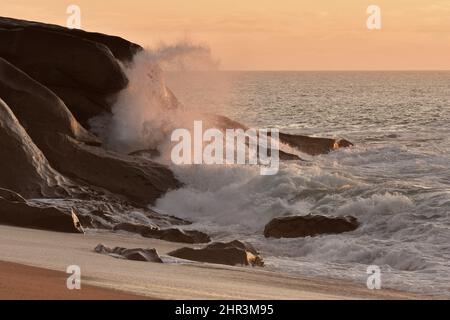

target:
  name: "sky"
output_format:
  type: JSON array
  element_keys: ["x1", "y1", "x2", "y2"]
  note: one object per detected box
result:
[{"x1": 2, "y1": 0, "x2": 450, "y2": 70}]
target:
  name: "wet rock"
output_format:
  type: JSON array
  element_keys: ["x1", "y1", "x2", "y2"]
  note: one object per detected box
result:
[
  {"x1": 0, "y1": 57, "x2": 99, "y2": 145},
  {"x1": 202, "y1": 114, "x2": 352, "y2": 156},
  {"x1": 277, "y1": 132, "x2": 353, "y2": 156},
  {"x1": 168, "y1": 240, "x2": 264, "y2": 267},
  {"x1": 48, "y1": 86, "x2": 112, "y2": 128},
  {"x1": 0, "y1": 192, "x2": 84, "y2": 233},
  {"x1": 0, "y1": 98, "x2": 69, "y2": 198},
  {"x1": 113, "y1": 222, "x2": 211, "y2": 244},
  {"x1": 0, "y1": 188, "x2": 26, "y2": 203},
  {"x1": 264, "y1": 214, "x2": 359, "y2": 238},
  {"x1": 0, "y1": 58, "x2": 179, "y2": 206},
  {"x1": 94, "y1": 244, "x2": 162, "y2": 263}
]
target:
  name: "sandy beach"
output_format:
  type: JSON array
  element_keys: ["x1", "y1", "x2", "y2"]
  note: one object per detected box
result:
[
  {"x1": 0, "y1": 225, "x2": 428, "y2": 300},
  {"x1": 0, "y1": 261, "x2": 145, "y2": 300}
]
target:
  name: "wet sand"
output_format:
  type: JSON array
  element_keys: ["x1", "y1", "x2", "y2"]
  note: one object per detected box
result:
[
  {"x1": 0, "y1": 225, "x2": 428, "y2": 300},
  {"x1": 0, "y1": 260, "x2": 147, "y2": 300}
]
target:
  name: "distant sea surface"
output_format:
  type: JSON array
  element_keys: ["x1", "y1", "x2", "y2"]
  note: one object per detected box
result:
[{"x1": 162, "y1": 71, "x2": 450, "y2": 296}]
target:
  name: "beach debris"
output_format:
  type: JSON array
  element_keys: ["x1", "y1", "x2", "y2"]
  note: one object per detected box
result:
[
  {"x1": 113, "y1": 222, "x2": 211, "y2": 244},
  {"x1": 168, "y1": 240, "x2": 264, "y2": 267},
  {"x1": 71, "y1": 209, "x2": 85, "y2": 234},
  {"x1": 264, "y1": 214, "x2": 359, "y2": 238},
  {"x1": 94, "y1": 244, "x2": 163, "y2": 263}
]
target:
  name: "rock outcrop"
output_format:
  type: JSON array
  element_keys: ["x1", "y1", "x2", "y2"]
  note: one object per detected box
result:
[
  {"x1": 0, "y1": 188, "x2": 83, "y2": 233},
  {"x1": 0, "y1": 16, "x2": 142, "y2": 62},
  {"x1": 205, "y1": 114, "x2": 353, "y2": 156},
  {"x1": 0, "y1": 17, "x2": 182, "y2": 233},
  {"x1": 94, "y1": 244, "x2": 162, "y2": 263},
  {"x1": 168, "y1": 240, "x2": 264, "y2": 267},
  {"x1": 0, "y1": 16, "x2": 142, "y2": 127},
  {"x1": 264, "y1": 214, "x2": 359, "y2": 238},
  {"x1": 113, "y1": 222, "x2": 210, "y2": 244},
  {"x1": 0, "y1": 98, "x2": 68, "y2": 198},
  {"x1": 0, "y1": 57, "x2": 179, "y2": 206}
]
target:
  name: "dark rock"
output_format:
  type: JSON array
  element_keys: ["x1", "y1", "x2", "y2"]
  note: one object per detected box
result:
[
  {"x1": 278, "y1": 150, "x2": 302, "y2": 161},
  {"x1": 0, "y1": 26, "x2": 128, "y2": 94},
  {"x1": 0, "y1": 57, "x2": 100, "y2": 145},
  {"x1": 0, "y1": 16, "x2": 142, "y2": 126},
  {"x1": 94, "y1": 244, "x2": 162, "y2": 263},
  {"x1": 113, "y1": 222, "x2": 210, "y2": 244},
  {"x1": 0, "y1": 98, "x2": 69, "y2": 198},
  {"x1": 0, "y1": 58, "x2": 180, "y2": 206},
  {"x1": 277, "y1": 132, "x2": 353, "y2": 156},
  {"x1": 48, "y1": 86, "x2": 112, "y2": 128},
  {"x1": 0, "y1": 191, "x2": 84, "y2": 233},
  {"x1": 47, "y1": 134, "x2": 180, "y2": 206},
  {"x1": 202, "y1": 114, "x2": 352, "y2": 156},
  {"x1": 0, "y1": 188, "x2": 26, "y2": 203},
  {"x1": 264, "y1": 214, "x2": 359, "y2": 238},
  {"x1": 0, "y1": 16, "x2": 142, "y2": 62},
  {"x1": 168, "y1": 240, "x2": 264, "y2": 267}
]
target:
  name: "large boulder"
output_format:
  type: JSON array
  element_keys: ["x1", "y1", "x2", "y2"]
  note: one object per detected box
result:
[
  {"x1": 0, "y1": 57, "x2": 99, "y2": 145},
  {"x1": 113, "y1": 222, "x2": 210, "y2": 244},
  {"x1": 0, "y1": 27, "x2": 127, "y2": 94},
  {"x1": 264, "y1": 214, "x2": 359, "y2": 238},
  {"x1": 49, "y1": 86, "x2": 112, "y2": 126},
  {"x1": 46, "y1": 134, "x2": 180, "y2": 206},
  {"x1": 277, "y1": 132, "x2": 353, "y2": 156},
  {"x1": 0, "y1": 98, "x2": 68, "y2": 198},
  {"x1": 0, "y1": 58, "x2": 179, "y2": 206},
  {"x1": 168, "y1": 240, "x2": 264, "y2": 267},
  {"x1": 0, "y1": 188, "x2": 83, "y2": 233},
  {"x1": 0, "y1": 16, "x2": 142, "y2": 62},
  {"x1": 0, "y1": 16, "x2": 142, "y2": 127}
]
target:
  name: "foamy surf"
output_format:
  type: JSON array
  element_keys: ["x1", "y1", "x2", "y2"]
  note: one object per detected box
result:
[{"x1": 94, "y1": 51, "x2": 450, "y2": 297}]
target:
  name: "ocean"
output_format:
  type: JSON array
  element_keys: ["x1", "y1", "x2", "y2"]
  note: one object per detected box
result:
[{"x1": 157, "y1": 71, "x2": 450, "y2": 296}]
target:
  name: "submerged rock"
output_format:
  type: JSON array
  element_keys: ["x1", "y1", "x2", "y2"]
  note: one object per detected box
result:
[
  {"x1": 203, "y1": 114, "x2": 352, "y2": 156},
  {"x1": 113, "y1": 222, "x2": 210, "y2": 244},
  {"x1": 277, "y1": 132, "x2": 353, "y2": 156},
  {"x1": 264, "y1": 214, "x2": 359, "y2": 238},
  {"x1": 94, "y1": 244, "x2": 162, "y2": 263},
  {"x1": 276, "y1": 150, "x2": 304, "y2": 161},
  {"x1": 168, "y1": 240, "x2": 264, "y2": 267}
]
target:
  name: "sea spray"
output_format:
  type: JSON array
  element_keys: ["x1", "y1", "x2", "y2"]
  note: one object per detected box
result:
[{"x1": 88, "y1": 49, "x2": 450, "y2": 296}]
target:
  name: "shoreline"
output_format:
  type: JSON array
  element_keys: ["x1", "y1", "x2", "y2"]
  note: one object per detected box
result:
[{"x1": 0, "y1": 225, "x2": 431, "y2": 300}]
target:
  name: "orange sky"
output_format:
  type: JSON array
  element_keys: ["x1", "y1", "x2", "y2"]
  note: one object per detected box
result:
[{"x1": 3, "y1": 0, "x2": 450, "y2": 70}]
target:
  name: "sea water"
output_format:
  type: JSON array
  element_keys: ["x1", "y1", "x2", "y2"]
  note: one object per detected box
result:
[{"x1": 155, "y1": 71, "x2": 450, "y2": 296}]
